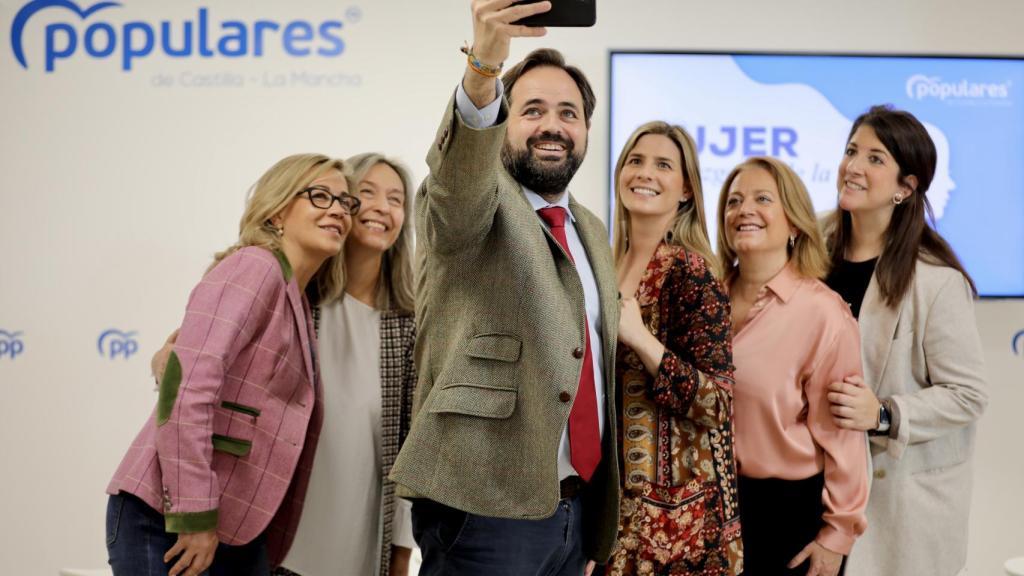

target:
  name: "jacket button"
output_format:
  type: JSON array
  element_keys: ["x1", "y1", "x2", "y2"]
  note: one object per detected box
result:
[
  {"x1": 559, "y1": 391, "x2": 571, "y2": 403},
  {"x1": 572, "y1": 347, "x2": 584, "y2": 359},
  {"x1": 874, "y1": 469, "x2": 887, "y2": 480}
]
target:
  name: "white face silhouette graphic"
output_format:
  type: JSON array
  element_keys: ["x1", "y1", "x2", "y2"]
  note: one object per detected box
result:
[{"x1": 924, "y1": 122, "x2": 954, "y2": 220}]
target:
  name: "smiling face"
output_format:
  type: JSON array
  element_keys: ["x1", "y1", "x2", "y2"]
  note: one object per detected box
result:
[
  {"x1": 838, "y1": 124, "x2": 915, "y2": 218},
  {"x1": 617, "y1": 133, "x2": 690, "y2": 223},
  {"x1": 500, "y1": 65, "x2": 589, "y2": 196},
  {"x1": 348, "y1": 162, "x2": 406, "y2": 255},
  {"x1": 723, "y1": 166, "x2": 796, "y2": 258},
  {"x1": 273, "y1": 169, "x2": 351, "y2": 262}
]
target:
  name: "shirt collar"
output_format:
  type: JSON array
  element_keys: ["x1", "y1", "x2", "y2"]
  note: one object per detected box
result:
[
  {"x1": 764, "y1": 262, "x2": 801, "y2": 304},
  {"x1": 522, "y1": 187, "x2": 576, "y2": 223}
]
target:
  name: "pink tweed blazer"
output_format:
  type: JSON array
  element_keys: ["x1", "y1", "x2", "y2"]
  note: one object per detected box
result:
[{"x1": 107, "y1": 246, "x2": 323, "y2": 566}]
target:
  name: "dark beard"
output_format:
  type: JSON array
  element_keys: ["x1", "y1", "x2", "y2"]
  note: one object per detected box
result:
[{"x1": 501, "y1": 132, "x2": 584, "y2": 198}]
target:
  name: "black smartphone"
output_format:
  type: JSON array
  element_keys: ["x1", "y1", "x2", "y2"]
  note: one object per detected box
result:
[{"x1": 512, "y1": 0, "x2": 596, "y2": 27}]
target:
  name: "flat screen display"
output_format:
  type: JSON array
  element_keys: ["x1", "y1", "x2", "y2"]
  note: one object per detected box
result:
[{"x1": 609, "y1": 52, "x2": 1024, "y2": 297}]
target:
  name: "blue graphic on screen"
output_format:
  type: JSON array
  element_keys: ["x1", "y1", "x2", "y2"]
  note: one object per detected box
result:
[{"x1": 609, "y1": 53, "x2": 1024, "y2": 297}]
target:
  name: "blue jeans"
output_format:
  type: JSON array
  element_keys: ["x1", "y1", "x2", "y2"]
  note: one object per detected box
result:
[
  {"x1": 412, "y1": 496, "x2": 587, "y2": 576},
  {"x1": 106, "y1": 492, "x2": 270, "y2": 576}
]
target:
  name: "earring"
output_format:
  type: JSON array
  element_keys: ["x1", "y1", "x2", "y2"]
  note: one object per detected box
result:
[
  {"x1": 788, "y1": 234, "x2": 796, "y2": 249},
  {"x1": 892, "y1": 193, "x2": 904, "y2": 205},
  {"x1": 265, "y1": 219, "x2": 284, "y2": 237}
]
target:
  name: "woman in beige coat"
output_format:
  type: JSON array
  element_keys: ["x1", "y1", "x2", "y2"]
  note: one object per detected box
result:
[{"x1": 823, "y1": 105, "x2": 988, "y2": 576}]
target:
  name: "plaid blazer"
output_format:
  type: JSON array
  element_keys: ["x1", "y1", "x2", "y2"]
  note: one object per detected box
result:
[
  {"x1": 377, "y1": 311, "x2": 417, "y2": 572},
  {"x1": 107, "y1": 247, "x2": 324, "y2": 567}
]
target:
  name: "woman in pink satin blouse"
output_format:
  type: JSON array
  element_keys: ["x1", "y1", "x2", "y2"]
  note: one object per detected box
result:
[{"x1": 715, "y1": 157, "x2": 868, "y2": 576}]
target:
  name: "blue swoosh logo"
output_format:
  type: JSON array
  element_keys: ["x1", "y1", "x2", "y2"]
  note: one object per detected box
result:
[
  {"x1": 97, "y1": 328, "x2": 136, "y2": 355},
  {"x1": 0, "y1": 330, "x2": 24, "y2": 340},
  {"x1": 11, "y1": 0, "x2": 121, "y2": 69},
  {"x1": 1014, "y1": 330, "x2": 1024, "y2": 356}
]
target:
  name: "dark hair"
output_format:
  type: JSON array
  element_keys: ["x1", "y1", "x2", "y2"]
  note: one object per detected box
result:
[
  {"x1": 826, "y1": 105, "x2": 976, "y2": 306},
  {"x1": 501, "y1": 48, "x2": 596, "y2": 127}
]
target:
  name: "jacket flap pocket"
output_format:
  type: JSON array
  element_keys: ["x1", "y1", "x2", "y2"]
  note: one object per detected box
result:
[
  {"x1": 212, "y1": 434, "x2": 252, "y2": 457},
  {"x1": 221, "y1": 400, "x2": 261, "y2": 418},
  {"x1": 466, "y1": 333, "x2": 522, "y2": 363},
  {"x1": 905, "y1": 434, "x2": 969, "y2": 475},
  {"x1": 428, "y1": 383, "x2": 517, "y2": 419}
]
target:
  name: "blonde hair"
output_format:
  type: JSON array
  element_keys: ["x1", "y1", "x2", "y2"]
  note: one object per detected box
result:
[
  {"x1": 211, "y1": 153, "x2": 348, "y2": 303},
  {"x1": 612, "y1": 121, "x2": 718, "y2": 276},
  {"x1": 716, "y1": 156, "x2": 829, "y2": 283},
  {"x1": 344, "y1": 152, "x2": 416, "y2": 314}
]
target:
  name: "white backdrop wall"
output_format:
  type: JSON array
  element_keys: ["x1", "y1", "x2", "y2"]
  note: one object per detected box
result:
[{"x1": 1, "y1": 0, "x2": 1021, "y2": 574}]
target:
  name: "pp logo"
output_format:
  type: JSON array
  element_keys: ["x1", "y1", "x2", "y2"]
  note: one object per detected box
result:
[
  {"x1": 1013, "y1": 329, "x2": 1024, "y2": 357},
  {"x1": 0, "y1": 330, "x2": 25, "y2": 360},
  {"x1": 98, "y1": 329, "x2": 138, "y2": 359}
]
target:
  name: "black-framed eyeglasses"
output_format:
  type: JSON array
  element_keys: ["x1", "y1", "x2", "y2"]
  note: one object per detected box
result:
[{"x1": 297, "y1": 186, "x2": 361, "y2": 215}]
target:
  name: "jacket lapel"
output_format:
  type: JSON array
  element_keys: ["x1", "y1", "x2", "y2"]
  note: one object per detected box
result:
[
  {"x1": 858, "y1": 272, "x2": 902, "y2": 390},
  {"x1": 379, "y1": 311, "x2": 402, "y2": 401},
  {"x1": 285, "y1": 281, "x2": 316, "y2": 386},
  {"x1": 568, "y1": 197, "x2": 619, "y2": 376}
]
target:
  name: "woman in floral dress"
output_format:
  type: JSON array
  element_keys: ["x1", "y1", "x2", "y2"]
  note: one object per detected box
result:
[{"x1": 606, "y1": 121, "x2": 742, "y2": 576}]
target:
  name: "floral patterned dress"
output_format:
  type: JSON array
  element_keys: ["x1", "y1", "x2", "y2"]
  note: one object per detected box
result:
[{"x1": 607, "y1": 243, "x2": 743, "y2": 576}]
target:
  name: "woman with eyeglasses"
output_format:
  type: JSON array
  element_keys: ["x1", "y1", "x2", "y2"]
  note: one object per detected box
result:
[
  {"x1": 106, "y1": 154, "x2": 357, "y2": 576},
  {"x1": 273, "y1": 153, "x2": 419, "y2": 576}
]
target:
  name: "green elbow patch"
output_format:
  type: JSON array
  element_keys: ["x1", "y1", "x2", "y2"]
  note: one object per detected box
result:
[
  {"x1": 156, "y1": 351, "x2": 182, "y2": 426},
  {"x1": 212, "y1": 434, "x2": 252, "y2": 457},
  {"x1": 165, "y1": 509, "x2": 219, "y2": 534}
]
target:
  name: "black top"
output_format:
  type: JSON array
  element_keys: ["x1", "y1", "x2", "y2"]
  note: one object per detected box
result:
[{"x1": 825, "y1": 257, "x2": 878, "y2": 319}]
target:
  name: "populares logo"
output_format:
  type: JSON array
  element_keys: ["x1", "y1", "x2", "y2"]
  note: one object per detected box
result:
[
  {"x1": 1013, "y1": 329, "x2": 1024, "y2": 357},
  {"x1": 98, "y1": 329, "x2": 138, "y2": 359},
  {"x1": 0, "y1": 330, "x2": 25, "y2": 360},
  {"x1": 11, "y1": 0, "x2": 353, "y2": 72},
  {"x1": 905, "y1": 74, "x2": 1012, "y2": 101}
]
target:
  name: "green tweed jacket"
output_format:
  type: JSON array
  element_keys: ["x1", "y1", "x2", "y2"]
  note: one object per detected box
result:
[{"x1": 389, "y1": 93, "x2": 621, "y2": 561}]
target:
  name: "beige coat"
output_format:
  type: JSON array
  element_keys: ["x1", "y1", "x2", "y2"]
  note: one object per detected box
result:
[
  {"x1": 389, "y1": 94, "x2": 622, "y2": 561},
  {"x1": 846, "y1": 259, "x2": 988, "y2": 576}
]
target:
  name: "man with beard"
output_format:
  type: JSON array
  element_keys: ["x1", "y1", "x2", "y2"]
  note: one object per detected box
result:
[{"x1": 388, "y1": 1, "x2": 620, "y2": 575}]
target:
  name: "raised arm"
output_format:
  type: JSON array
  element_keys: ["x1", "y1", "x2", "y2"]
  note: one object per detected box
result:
[
  {"x1": 617, "y1": 255, "x2": 734, "y2": 423},
  {"x1": 658, "y1": 256, "x2": 734, "y2": 424},
  {"x1": 418, "y1": 0, "x2": 550, "y2": 253},
  {"x1": 462, "y1": 0, "x2": 549, "y2": 107}
]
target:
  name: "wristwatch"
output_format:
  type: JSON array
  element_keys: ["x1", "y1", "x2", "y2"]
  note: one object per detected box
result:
[{"x1": 871, "y1": 402, "x2": 891, "y2": 435}]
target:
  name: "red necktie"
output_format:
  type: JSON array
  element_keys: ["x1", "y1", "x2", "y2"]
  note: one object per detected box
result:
[{"x1": 536, "y1": 206, "x2": 601, "y2": 482}]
